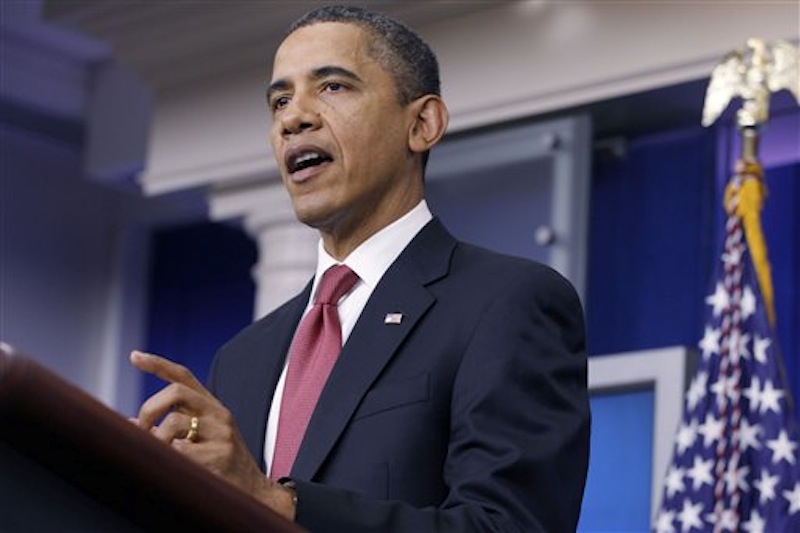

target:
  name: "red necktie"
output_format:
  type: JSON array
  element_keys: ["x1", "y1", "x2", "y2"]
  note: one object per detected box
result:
[{"x1": 270, "y1": 264, "x2": 359, "y2": 479}]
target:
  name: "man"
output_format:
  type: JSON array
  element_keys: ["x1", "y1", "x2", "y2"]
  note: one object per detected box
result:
[{"x1": 133, "y1": 5, "x2": 590, "y2": 531}]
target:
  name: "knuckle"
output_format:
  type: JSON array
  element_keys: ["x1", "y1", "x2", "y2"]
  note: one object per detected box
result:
[
  {"x1": 174, "y1": 364, "x2": 192, "y2": 381},
  {"x1": 218, "y1": 408, "x2": 234, "y2": 426}
]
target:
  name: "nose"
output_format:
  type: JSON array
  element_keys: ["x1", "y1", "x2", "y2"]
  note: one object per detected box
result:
[{"x1": 280, "y1": 96, "x2": 321, "y2": 136}]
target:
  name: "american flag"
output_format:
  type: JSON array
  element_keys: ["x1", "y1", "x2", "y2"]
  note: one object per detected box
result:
[{"x1": 655, "y1": 167, "x2": 800, "y2": 533}]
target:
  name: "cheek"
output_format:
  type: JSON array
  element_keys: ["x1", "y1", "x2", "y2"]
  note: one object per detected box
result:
[
  {"x1": 269, "y1": 134, "x2": 284, "y2": 165},
  {"x1": 268, "y1": 126, "x2": 280, "y2": 147},
  {"x1": 336, "y1": 101, "x2": 384, "y2": 137},
  {"x1": 340, "y1": 118, "x2": 393, "y2": 166}
]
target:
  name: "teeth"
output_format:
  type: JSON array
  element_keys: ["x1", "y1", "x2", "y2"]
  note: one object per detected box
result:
[
  {"x1": 296, "y1": 152, "x2": 322, "y2": 164},
  {"x1": 289, "y1": 150, "x2": 331, "y2": 173}
]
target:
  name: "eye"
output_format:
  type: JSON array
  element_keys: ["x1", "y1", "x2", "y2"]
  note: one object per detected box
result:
[
  {"x1": 324, "y1": 82, "x2": 345, "y2": 93},
  {"x1": 271, "y1": 95, "x2": 290, "y2": 112}
]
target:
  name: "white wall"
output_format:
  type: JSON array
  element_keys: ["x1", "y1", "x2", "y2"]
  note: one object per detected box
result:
[
  {"x1": 139, "y1": 1, "x2": 799, "y2": 194},
  {"x1": 1, "y1": 127, "x2": 131, "y2": 399},
  {"x1": 0, "y1": 125, "x2": 206, "y2": 413},
  {"x1": 430, "y1": 1, "x2": 798, "y2": 130}
]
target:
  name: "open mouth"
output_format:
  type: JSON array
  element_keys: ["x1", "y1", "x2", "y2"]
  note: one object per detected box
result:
[{"x1": 287, "y1": 149, "x2": 333, "y2": 174}]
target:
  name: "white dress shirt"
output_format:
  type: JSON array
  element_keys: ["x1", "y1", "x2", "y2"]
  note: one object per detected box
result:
[{"x1": 264, "y1": 200, "x2": 433, "y2": 472}]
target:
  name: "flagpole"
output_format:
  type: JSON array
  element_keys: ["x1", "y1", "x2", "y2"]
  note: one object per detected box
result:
[
  {"x1": 703, "y1": 38, "x2": 799, "y2": 328},
  {"x1": 740, "y1": 127, "x2": 758, "y2": 163}
]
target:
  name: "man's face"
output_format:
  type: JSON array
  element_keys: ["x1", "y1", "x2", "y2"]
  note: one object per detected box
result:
[{"x1": 268, "y1": 22, "x2": 422, "y2": 249}]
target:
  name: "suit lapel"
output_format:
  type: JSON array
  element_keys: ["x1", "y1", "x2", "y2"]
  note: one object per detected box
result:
[{"x1": 291, "y1": 219, "x2": 456, "y2": 480}]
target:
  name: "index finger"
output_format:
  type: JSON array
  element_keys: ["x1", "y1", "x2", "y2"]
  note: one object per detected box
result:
[{"x1": 130, "y1": 350, "x2": 205, "y2": 392}]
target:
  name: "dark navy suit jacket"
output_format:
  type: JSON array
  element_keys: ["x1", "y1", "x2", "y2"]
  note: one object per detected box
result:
[{"x1": 209, "y1": 218, "x2": 590, "y2": 532}]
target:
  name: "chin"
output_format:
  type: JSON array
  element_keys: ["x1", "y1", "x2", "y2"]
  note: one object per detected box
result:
[
  {"x1": 290, "y1": 192, "x2": 345, "y2": 231},
  {"x1": 292, "y1": 204, "x2": 331, "y2": 230}
]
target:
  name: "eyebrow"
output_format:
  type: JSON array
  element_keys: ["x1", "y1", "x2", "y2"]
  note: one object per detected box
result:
[{"x1": 267, "y1": 65, "x2": 363, "y2": 101}]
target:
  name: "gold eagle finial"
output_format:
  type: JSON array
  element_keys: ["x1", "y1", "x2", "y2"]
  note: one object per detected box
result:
[{"x1": 702, "y1": 38, "x2": 800, "y2": 128}]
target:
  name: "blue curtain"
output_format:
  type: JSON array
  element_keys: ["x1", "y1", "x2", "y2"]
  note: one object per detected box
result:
[
  {"x1": 761, "y1": 162, "x2": 800, "y2": 408},
  {"x1": 142, "y1": 222, "x2": 257, "y2": 400},
  {"x1": 586, "y1": 126, "x2": 717, "y2": 355}
]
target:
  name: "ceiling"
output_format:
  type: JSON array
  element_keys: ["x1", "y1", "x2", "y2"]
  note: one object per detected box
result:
[
  {"x1": 42, "y1": 1, "x2": 513, "y2": 93},
  {"x1": 39, "y1": 1, "x2": 778, "y2": 144}
]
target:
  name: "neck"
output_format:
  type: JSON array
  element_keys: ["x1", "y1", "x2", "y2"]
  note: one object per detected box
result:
[{"x1": 320, "y1": 196, "x2": 422, "y2": 260}]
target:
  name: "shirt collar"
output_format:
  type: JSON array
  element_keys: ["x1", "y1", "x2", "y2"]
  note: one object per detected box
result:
[{"x1": 312, "y1": 200, "x2": 433, "y2": 297}]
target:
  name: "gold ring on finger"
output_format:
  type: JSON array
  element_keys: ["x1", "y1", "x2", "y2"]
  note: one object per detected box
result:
[{"x1": 186, "y1": 416, "x2": 200, "y2": 442}]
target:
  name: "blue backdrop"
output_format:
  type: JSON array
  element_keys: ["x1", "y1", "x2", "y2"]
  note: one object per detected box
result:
[{"x1": 143, "y1": 222, "x2": 257, "y2": 399}]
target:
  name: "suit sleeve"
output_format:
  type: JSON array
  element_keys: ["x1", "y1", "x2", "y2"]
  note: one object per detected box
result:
[{"x1": 290, "y1": 267, "x2": 591, "y2": 532}]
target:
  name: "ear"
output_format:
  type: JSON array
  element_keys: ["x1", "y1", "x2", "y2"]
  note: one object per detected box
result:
[{"x1": 408, "y1": 95, "x2": 449, "y2": 155}]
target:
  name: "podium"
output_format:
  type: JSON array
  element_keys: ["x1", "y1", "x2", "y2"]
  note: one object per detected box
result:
[{"x1": 0, "y1": 346, "x2": 304, "y2": 532}]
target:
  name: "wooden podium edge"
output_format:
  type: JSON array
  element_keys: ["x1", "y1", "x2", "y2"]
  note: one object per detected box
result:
[{"x1": 0, "y1": 345, "x2": 304, "y2": 532}]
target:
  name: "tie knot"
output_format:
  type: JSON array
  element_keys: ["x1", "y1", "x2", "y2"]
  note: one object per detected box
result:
[{"x1": 315, "y1": 264, "x2": 359, "y2": 305}]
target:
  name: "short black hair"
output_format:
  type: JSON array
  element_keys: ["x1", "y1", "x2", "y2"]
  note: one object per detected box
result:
[{"x1": 287, "y1": 5, "x2": 441, "y2": 104}]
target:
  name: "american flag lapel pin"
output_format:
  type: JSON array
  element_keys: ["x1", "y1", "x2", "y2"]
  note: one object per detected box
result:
[{"x1": 384, "y1": 313, "x2": 403, "y2": 325}]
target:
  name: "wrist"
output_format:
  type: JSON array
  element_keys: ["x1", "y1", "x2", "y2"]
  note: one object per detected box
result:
[{"x1": 277, "y1": 477, "x2": 298, "y2": 521}]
